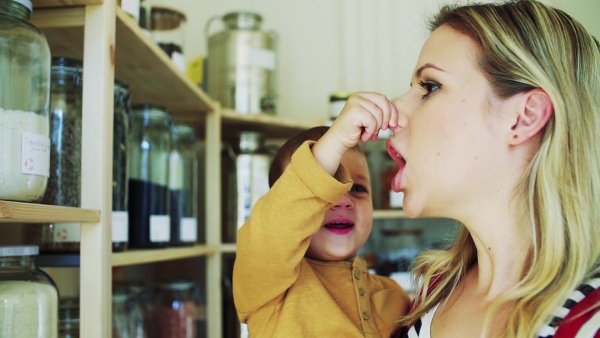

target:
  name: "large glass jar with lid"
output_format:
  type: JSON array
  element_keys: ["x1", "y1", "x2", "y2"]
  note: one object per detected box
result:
[
  {"x1": 0, "y1": 0, "x2": 51, "y2": 202},
  {"x1": 128, "y1": 104, "x2": 172, "y2": 249},
  {"x1": 112, "y1": 80, "x2": 130, "y2": 252},
  {"x1": 222, "y1": 132, "x2": 271, "y2": 243},
  {"x1": 150, "y1": 280, "x2": 198, "y2": 338},
  {"x1": 169, "y1": 123, "x2": 198, "y2": 246},
  {"x1": 112, "y1": 284, "x2": 135, "y2": 338},
  {"x1": 0, "y1": 245, "x2": 59, "y2": 338}
]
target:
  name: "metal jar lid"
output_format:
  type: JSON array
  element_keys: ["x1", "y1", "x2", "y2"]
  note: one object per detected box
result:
[
  {"x1": 223, "y1": 12, "x2": 262, "y2": 30},
  {"x1": 11, "y1": 0, "x2": 32, "y2": 12}
]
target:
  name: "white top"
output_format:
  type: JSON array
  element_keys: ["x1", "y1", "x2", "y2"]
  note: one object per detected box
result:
[{"x1": 406, "y1": 303, "x2": 440, "y2": 338}]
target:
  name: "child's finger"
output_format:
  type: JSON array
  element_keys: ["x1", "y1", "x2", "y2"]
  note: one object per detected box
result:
[
  {"x1": 388, "y1": 101, "x2": 399, "y2": 128},
  {"x1": 358, "y1": 99, "x2": 383, "y2": 132},
  {"x1": 358, "y1": 92, "x2": 393, "y2": 130},
  {"x1": 360, "y1": 112, "x2": 380, "y2": 142}
]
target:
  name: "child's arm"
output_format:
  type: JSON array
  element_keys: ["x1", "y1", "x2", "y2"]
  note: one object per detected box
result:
[{"x1": 313, "y1": 92, "x2": 398, "y2": 174}]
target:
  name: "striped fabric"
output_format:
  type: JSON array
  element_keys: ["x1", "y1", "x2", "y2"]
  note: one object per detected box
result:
[{"x1": 400, "y1": 273, "x2": 600, "y2": 338}]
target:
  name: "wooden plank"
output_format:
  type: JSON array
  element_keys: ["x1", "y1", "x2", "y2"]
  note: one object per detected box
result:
[
  {"x1": 79, "y1": 2, "x2": 115, "y2": 337},
  {"x1": 373, "y1": 209, "x2": 406, "y2": 219},
  {"x1": 33, "y1": 0, "x2": 102, "y2": 8},
  {"x1": 114, "y1": 9, "x2": 215, "y2": 115},
  {"x1": 219, "y1": 243, "x2": 237, "y2": 253},
  {"x1": 205, "y1": 107, "x2": 223, "y2": 338},
  {"x1": 112, "y1": 245, "x2": 217, "y2": 267},
  {"x1": 0, "y1": 201, "x2": 99, "y2": 223},
  {"x1": 31, "y1": 7, "x2": 85, "y2": 28}
]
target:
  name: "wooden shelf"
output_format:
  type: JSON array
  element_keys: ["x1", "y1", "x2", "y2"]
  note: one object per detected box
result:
[
  {"x1": 0, "y1": 200, "x2": 100, "y2": 223},
  {"x1": 33, "y1": 0, "x2": 102, "y2": 8},
  {"x1": 219, "y1": 243, "x2": 237, "y2": 253},
  {"x1": 221, "y1": 108, "x2": 313, "y2": 138},
  {"x1": 31, "y1": 7, "x2": 215, "y2": 118},
  {"x1": 373, "y1": 209, "x2": 406, "y2": 219},
  {"x1": 112, "y1": 245, "x2": 217, "y2": 267}
]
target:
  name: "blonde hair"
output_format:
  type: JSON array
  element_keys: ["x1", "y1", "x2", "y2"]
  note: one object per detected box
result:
[{"x1": 397, "y1": 1, "x2": 600, "y2": 337}]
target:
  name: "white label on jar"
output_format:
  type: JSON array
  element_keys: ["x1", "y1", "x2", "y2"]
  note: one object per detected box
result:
[
  {"x1": 21, "y1": 132, "x2": 50, "y2": 177},
  {"x1": 121, "y1": 0, "x2": 140, "y2": 20},
  {"x1": 112, "y1": 211, "x2": 129, "y2": 242},
  {"x1": 172, "y1": 51, "x2": 187, "y2": 73},
  {"x1": 390, "y1": 191, "x2": 404, "y2": 208},
  {"x1": 53, "y1": 223, "x2": 81, "y2": 242},
  {"x1": 180, "y1": 217, "x2": 197, "y2": 242},
  {"x1": 249, "y1": 48, "x2": 276, "y2": 70},
  {"x1": 150, "y1": 215, "x2": 170, "y2": 242}
]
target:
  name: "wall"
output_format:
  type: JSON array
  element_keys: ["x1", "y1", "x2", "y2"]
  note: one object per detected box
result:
[{"x1": 155, "y1": 0, "x2": 598, "y2": 123}]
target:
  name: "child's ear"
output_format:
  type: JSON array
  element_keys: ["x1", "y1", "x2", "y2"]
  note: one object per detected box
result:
[{"x1": 508, "y1": 89, "x2": 554, "y2": 145}]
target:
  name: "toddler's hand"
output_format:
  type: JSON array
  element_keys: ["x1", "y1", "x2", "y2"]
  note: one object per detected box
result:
[
  {"x1": 312, "y1": 92, "x2": 398, "y2": 175},
  {"x1": 331, "y1": 92, "x2": 398, "y2": 148}
]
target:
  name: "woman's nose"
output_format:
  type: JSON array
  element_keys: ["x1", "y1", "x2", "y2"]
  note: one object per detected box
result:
[{"x1": 331, "y1": 195, "x2": 355, "y2": 210}]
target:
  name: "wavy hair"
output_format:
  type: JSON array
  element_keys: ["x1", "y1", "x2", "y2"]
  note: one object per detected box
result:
[{"x1": 396, "y1": 1, "x2": 600, "y2": 337}]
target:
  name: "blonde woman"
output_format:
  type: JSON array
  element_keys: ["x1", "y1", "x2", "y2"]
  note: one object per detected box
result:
[{"x1": 380, "y1": 0, "x2": 599, "y2": 337}]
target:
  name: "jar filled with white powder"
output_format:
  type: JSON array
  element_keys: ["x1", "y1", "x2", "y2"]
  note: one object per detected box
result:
[
  {"x1": 0, "y1": 0, "x2": 52, "y2": 202},
  {"x1": 0, "y1": 245, "x2": 59, "y2": 338}
]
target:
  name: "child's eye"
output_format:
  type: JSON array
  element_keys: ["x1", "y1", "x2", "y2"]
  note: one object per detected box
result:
[
  {"x1": 350, "y1": 184, "x2": 369, "y2": 194},
  {"x1": 418, "y1": 80, "x2": 441, "y2": 99}
]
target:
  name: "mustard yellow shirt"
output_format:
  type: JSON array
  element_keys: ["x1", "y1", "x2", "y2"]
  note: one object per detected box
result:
[{"x1": 233, "y1": 142, "x2": 410, "y2": 337}]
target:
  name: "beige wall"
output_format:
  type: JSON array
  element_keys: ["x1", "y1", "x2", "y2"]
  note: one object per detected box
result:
[{"x1": 157, "y1": 0, "x2": 598, "y2": 124}]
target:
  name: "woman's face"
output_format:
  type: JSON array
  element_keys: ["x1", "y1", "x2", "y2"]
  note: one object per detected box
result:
[{"x1": 386, "y1": 25, "x2": 512, "y2": 218}]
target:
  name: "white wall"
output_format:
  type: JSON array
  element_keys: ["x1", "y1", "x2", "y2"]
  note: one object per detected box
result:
[{"x1": 157, "y1": 0, "x2": 599, "y2": 123}]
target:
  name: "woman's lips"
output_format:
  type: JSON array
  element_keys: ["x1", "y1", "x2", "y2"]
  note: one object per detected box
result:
[
  {"x1": 323, "y1": 217, "x2": 355, "y2": 235},
  {"x1": 385, "y1": 140, "x2": 406, "y2": 192}
]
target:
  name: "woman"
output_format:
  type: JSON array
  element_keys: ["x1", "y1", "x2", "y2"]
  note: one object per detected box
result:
[{"x1": 384, "y1": 1, "x2": 600, "y2": 337}]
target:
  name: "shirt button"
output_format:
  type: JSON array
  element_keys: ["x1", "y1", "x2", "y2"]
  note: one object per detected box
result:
[
  {"x1": 362, "y1": 312, "x2": 370, "y2": 320},
  {"x1": 354, "y1": 270, "x2": 361, "y2": 279},
  {"x1": 359, "y1": 288, "x2": 365, "y2": 296}
]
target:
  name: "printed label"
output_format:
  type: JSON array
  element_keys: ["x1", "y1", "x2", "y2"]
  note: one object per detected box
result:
[
  {"x1": 121, "y1": 0, "x2": 140, "y2": 20},
  {"x1": 172, "y1": 52, "x2": 187, "y2": 73},
  {"x1": 112, "y1": 211, "x2": 129, "y2": 242},
  {"x1": 21, "y1": 132, "x2": 50, "y2": 177},
  {"x1": 53, "y1": 223, "x2": 81, "y2": 242},
  {"x1": 390, "y1": 191, "x2": 404, "y2": 208},
  {"x1": 150, "y1": 215, "x2": 170, "y2": 242},
  {"x1": 249, "y1": 48, "x2": 276, "y2": 70},
  {"x1": 180, "y1": 217, "x2": 197, "y2": 242}
]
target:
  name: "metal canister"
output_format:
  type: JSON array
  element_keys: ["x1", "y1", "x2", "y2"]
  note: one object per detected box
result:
[
  {"x1": 222, "y1": 132, "x2": 271, "y2": 243},
  {"x1": 205, "y1": 12, "x2": 277, "y2": 115}
]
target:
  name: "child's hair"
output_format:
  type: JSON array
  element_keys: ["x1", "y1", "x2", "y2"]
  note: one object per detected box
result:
[{"x1": 268, "y1": 126, "x2": 364, "y2": 187}]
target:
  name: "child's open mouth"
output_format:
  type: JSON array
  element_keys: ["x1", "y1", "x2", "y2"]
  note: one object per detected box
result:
[{"x1": 324, "y1": 219, "x2": 355, "y2": 235}]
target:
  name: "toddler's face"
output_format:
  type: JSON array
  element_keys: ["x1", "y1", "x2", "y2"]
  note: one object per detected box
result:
[{"x1": 306, "y1": 149, "x2": 373, "y2": 261}]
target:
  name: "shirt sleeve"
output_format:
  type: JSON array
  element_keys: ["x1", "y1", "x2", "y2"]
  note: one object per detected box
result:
[{"x1": 233, "y1": 141, "x2": 353, "y2": 320}]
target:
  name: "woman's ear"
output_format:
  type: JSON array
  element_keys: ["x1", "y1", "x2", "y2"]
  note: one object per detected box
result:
[{"x1": 508, "y1": 89, "x2": 554, "y2": 145}]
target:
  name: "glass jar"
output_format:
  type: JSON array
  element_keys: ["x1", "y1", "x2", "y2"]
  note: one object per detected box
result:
[
  {"x1": 59, "y1": 297, "x2": 79, "y2": 338},
  {"x1": 113, "y1": 284, "x2": 135, "y2": 338},
  {"x1": 378, "y1": 227, "x2": 424, "y2": 276},
  {"x1": 0, "y1": 245, "x2": 58, "y2": 338},
  {"x1": 126, "y1": 281, "x2": 150, "y2": 338},
  {"x1": 0, "y1": 0, "x2": 51, "y2": 202},
  {"x1": 150, "y1": 6, "x2": 186, "y2": 72},
  {"x1": 113, "y1": 80, "x2": 131, "y2": 252},
  {"x1": 128, "y1": 104, "x2": 172, "y2": 249},
  {"x1": 222, "y1": 132, "x2": 271, "y2": 243},
  {"x1": 169, "y1": 123, "x2": 198, "y2": 246},
  {"x1": 42, "y1": 56, "x2": 83, "y2": 207},
  {"x1": 150, "y1": 280, "x2": 198, "y2": 338},
  {"x1": 329, "y1": 91, "x2": 349, "y2": 120}
]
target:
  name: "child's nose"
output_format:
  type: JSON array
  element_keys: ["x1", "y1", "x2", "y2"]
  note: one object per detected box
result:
[{"x1": 332, "y1": 195, "x2": 355, "y2": 210}]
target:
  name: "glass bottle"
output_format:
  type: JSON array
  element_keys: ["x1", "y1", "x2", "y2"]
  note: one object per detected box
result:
[
  {"x1": 128, "y1": 104, "x2": 171, "y2": 248},
  {"x1": 222, "y1": 132, "x2": 271, "y2": 243},
  {"x1": 150, "y1": 280, "x2": 198, "y2": 338},
  {"x1": 0, "y1": 0, "x2": 51, "y2": 202},
  {"x1": 58, "y1": 297, "x2": 79, "y2": 338},
  {"x1": 0, "y1": 245, "x2": 59, "y2": 338},
  {"x1": 42, "y1": 56, "x2": 83, "y2": 208},
  {"x1": 112, "y1": 80, "x2": 131, "y2": 252},
  {"x1": 169, "y1": 123, "x2": 198, "y2": 246}
]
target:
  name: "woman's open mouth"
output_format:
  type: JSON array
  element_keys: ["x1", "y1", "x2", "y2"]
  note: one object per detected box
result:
[
  {"x1": 323, "y1": 218, "x2": 355, "y2": 235},
  {"x1": 385, "y1": 140, "x2": 406, "y2": 192}
]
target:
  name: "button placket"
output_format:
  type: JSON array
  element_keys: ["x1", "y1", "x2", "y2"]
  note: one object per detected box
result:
[{"x1": 353, "y1": 267, "x2": 376, "y2": 333}]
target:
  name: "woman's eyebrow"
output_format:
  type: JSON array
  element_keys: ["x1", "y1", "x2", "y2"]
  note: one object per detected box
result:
[{"x1": 415, "y1": 63, "x2": 447, "y2": 78}]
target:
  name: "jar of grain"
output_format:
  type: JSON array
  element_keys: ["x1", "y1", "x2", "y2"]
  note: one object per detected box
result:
[
  {"x1": 0, "y1": 0, "x2": 52, "y2": 202},
  {"x1": 150, "y1": 280, "x2": 198, "y2": 338},
  {"x1": 0, "y1": 245, "x2": 59, "y2": 337}
]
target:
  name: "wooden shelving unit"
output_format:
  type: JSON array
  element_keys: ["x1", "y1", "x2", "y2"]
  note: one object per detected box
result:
[
  {"x1": 18, "y1": 2, "x2": 314, "y2": 337},
  {"x1": 373, "y1": 209, "x2": 406, "y2": 219}
]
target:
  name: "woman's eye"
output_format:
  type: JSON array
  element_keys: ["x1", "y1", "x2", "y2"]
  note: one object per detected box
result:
[
  {"x1": 350, "y1": 184, "x2": 368, "y2": 194},
  {"x1": 418, "y1": 80, "x2": 441, "y2": 99}
]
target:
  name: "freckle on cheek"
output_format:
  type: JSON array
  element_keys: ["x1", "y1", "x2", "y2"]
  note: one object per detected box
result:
[{"x1": 437, "y1": 152, "x2": 440, "y2": 156}]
